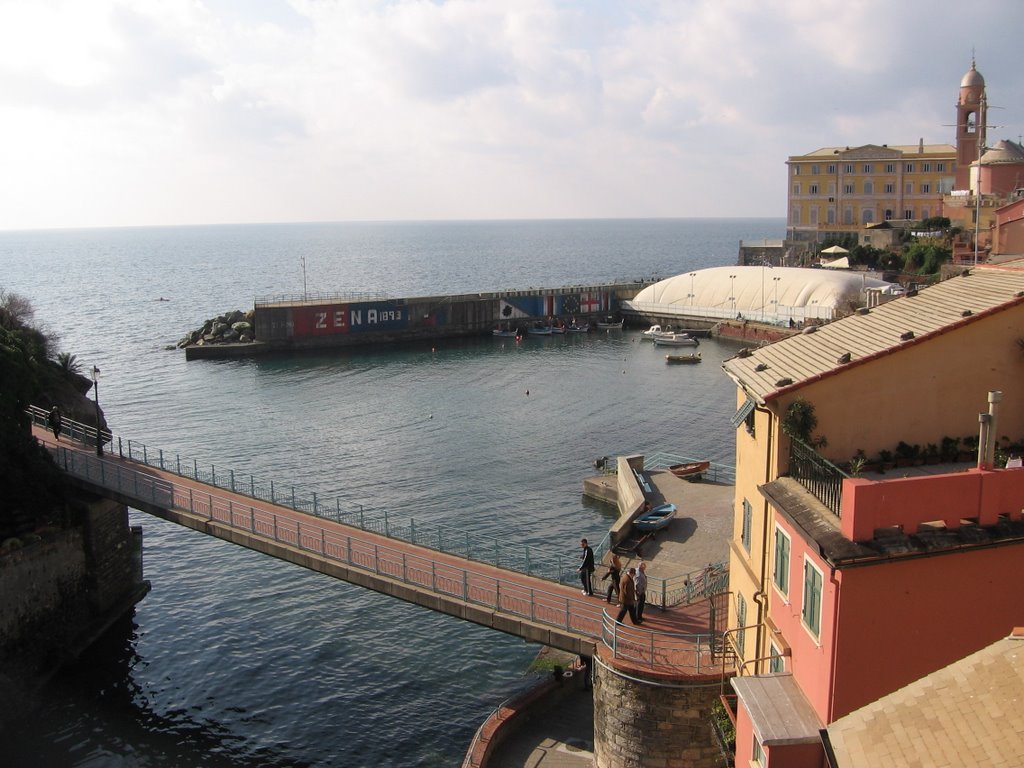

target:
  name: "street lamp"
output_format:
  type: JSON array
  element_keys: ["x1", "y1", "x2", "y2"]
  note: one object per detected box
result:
[
  {"x1": 689, "y1": 272, "x2": 697, "y2": 306},
  {"x1": 773, "y1": 276, "x2": 782, "y2": 320},
  {"x1": 729, "y1": 274, "x2": 737, "y2": 314},
  {"x1": 91, "y1": 366, "x2": 102, "y2": 456}
]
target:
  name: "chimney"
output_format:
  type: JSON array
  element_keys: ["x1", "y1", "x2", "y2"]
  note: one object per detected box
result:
[{"x1": 919, "y1": 138, "x2": 924, "y2": 154}]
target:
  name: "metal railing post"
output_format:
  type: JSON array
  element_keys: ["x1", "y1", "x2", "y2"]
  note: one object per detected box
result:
[
  {"x1": 251, "y1": 506, "x2": 255, "y2": 531},
  {"x1": 189, "y1": 488, "x2": 194, "y2": 513},
  {"x1": 384, "y1": 510, "x2": 390, "y2": 538},
  {"x1": 312, "y1": 492, "x2": 317, "y2": 516},
  {"x1": 251, "y1": 475, "x2": 255, "y2": 497},
  {"x1": 118, "y1": 437, "x2": 123, "y2": 458},
  {"x1": 271, "y1": 480, "x2": 275, "y2": 504},
  {"x1": 346, "y1": 536, "x2": 352, "y2": 564},
  {"x1": 212, "y1": 465, "x2": 216, "y2": 487},
  {"x1": 208, "y1": 493, "x2": 214, "y2": 521},
  {"x1": 143, "y1": 445, "x2": 148, "y2": 465},
  {"x1": 159, "y1": 449, "x2": 164, "y2": 469},
  {"x1": 193, "y1": 458, "x2": 198, "y2": 479},
  {"x1": 410, "y1": 518, "x2": 417, "y2": 545},
  {"x1": 463, "y1": 570, "x2": 468, "y2": 600},
  {"x1": 291, "y1": 487, "x2": 296, "y2": 509},
  {"x1": 177, "y1": 455, "x2": 181, "y2": 475},
  {"x1": 231, "y1": 470, "x2": 235, "y2": 492}
]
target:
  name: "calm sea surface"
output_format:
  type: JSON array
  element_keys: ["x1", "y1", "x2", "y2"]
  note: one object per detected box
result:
[{"x1": 1, "y1": 219, "x2": 781, "y2": 767}]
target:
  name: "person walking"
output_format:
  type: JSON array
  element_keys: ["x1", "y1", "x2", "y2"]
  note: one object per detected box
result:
[
  {"x1": 48, "y1": 406, "x2": 62, "y2": 441},
  {"x1": 616, "y1": 567, "x2": 640, "y2": 625},
  {"x1": 634, "y1": 561, "x2": 648, "y2": 622},
  {"x1": 602, "y1": 554, "x2": 622, "y2": 604},
  {"x1": 578, "y1": 538, "x2": 595, "y2": 596}
]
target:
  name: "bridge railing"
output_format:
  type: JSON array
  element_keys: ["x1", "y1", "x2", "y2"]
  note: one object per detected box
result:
[
  {"x1": 600, "y1": 614, "x2": 723, "y2": 673},
  {"x1": 45, "y1": 442, "x2": 608, "y2": 641},
  {"x1": 28, "y1": 407, "x2": 622, "y2": 589},
  {"x1": 29, "y1": 406, "x2": 711, "y2": 606}
]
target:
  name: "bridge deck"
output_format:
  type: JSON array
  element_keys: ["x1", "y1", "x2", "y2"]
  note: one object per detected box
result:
[{"x1": 34, "y1": 423, "x2": 725, "y2": 677}]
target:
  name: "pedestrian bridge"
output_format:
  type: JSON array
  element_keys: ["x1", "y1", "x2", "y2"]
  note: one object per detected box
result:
[{"x1": 30, "y1": 407, "x2": 730, "y2": 674}]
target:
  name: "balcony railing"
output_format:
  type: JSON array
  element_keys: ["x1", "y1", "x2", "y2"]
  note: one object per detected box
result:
[{"x1": 788, "y1": 438, "x2": 848, "y2": 517}]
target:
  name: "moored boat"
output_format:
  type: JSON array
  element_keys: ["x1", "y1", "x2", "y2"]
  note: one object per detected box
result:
[
  {"x1": 641, "y1": 324, "x2": 671, "y2": 340},
  {"x1": 633, "y1": 502, "x2": 677, "y2": 532},
  {"x1": 528, "y1": 323, "x2": 553, "y2": 335},
  {"x1": 665, "y1": 353, "x2": 701, "y2": 364},
  {"x1": 669, "y1": 460, "x2": 711, "y2": 479},
  {"x1": 653, "y1": 333, "x2": 699, "y2": 347},
  {"x1": 492, "y1": 326, "x2": 520, "y2": 338},
  {"x1": 596, "y1": 316, "x2": 623, "y2": 329}
]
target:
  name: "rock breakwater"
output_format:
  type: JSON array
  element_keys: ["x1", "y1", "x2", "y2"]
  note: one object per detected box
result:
[{"x1": 177, "y1": 309, "x2": 256, "y2": 349}]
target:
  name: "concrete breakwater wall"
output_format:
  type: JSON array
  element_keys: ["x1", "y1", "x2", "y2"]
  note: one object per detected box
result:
[{"x1": 185, "y1": 282, "x2": 648, "y2": 359}]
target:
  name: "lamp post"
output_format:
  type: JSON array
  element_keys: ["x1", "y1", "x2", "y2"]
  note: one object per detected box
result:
[
  {"x1": 91, "y1": 366, "x2": 102, "y2": 456},
  {"x1": 773, "y1": 276, "x2": 782, "y2": 321},
  {"x1": 729, "y1": 274, "x2": 737, "y2": 314},
  {"x1": 689, "y1": 272, "x2": 696, "y2": 306}
]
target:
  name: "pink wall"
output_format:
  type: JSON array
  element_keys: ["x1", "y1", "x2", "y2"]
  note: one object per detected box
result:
[
  {"x1": 841, "y1": 467, "x2": 1024, "y2": 542},
  {"x1": 768, "y1": 522, "x2": 838, "y2": 723},
  {"x1": 830, "y1": 545, "x2": 1024, "y2": 720}
]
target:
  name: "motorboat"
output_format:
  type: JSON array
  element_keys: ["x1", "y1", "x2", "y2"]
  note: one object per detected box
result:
[{"x1": 653, "y1": 333, "x2": 699, "y2": 347}]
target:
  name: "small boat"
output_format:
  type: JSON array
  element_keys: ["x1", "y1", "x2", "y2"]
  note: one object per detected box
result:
[
  {"x1": 633, "y1": 502, "x2": 677, "y2": 532},
  {"x1": 565, "y1": 323, "x2": 590, "y2": 333},
  {"x1": 528, "y1": 323, "x2": 553, "y2": 335},
  {"x1": 654, "y1": 333, "x2": 699, "y2": 347},
  {"x1": 665, "y1": 353, "x2": 701, "y2": 364},
  {"x1": 492, "y1": 326, "x2": 519, "y2": 338},
  {"x1": 641, "y1": 324, "x2": 670, "y2": 340},
  {"x1": 596, "y1": 316, "x2": 623, "y2": 330},
  {"x1": 669, "y1": 461, "x2": 711, "y2": 479}
]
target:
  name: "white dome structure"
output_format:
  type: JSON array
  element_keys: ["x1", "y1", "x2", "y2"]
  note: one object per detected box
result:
[{"x1": 627, "y1": 266, "x2": 892, "y2": 324}]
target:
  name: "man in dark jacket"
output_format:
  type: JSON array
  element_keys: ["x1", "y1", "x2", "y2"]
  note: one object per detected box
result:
[
  {"x1": 616, "y1": 567, "x2": 641, "y2": 625},
  {"x1": 578, "y1": 538, "x2": 595, "y2": 595}
]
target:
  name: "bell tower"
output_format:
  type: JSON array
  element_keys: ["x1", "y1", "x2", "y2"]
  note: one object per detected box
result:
[{"x1": 955, "y1": 58, "x2": 987, "y2": 191}]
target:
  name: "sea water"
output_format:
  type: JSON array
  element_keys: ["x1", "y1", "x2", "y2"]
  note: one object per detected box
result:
[{"x1": 0, "y1": 218, "x2": 781, "y2": 767}]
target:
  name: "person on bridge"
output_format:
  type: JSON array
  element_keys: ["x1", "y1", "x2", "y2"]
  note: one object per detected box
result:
[
  {"x1": 616, "y1": 567, "x2": 641, "y2": 625},
  {"x1": 603, "y1": 554, "x2": 622, "y2": 604},
  {"x1": 634, "y1": 561, "x2": 648, "y2": 622},
  {"x1": 578, "y1": 538, "x2": 595, "y2": 596},
  {"x1": 48, "y1": 406, "x2": 62, "y2": 440}
]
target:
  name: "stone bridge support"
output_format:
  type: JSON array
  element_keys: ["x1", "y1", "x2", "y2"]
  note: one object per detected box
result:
[{"x1": 593, "y1": 645, "x2": 726, "y2": 768}]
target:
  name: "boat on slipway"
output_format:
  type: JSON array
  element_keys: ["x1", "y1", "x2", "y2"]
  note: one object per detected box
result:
[
  {"x1": 669, "y1": 460, "x2": 710, "y2": 479},
  {"x1": 633, "y1": 502, "x2": 677, "y2": 532}
]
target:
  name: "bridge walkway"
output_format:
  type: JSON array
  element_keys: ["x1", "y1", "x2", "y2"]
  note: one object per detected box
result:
[{"x1": 31, "y1": 416, "x2": 725, "y2": 676}]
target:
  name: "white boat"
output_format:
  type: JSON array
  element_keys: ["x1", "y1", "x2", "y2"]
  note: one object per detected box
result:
[
  {"x1": 528, "y1": 324, "x2": 553, "y2": 336},
  {"x1": 492, "y1": 326, "x2": 519, "y2": 338},
  {"x1": 641, "y1": 324, "x2": 670, "y2": 340},
  {"x1": 596, "y1": 317, "x2": 623, "y2": 330},
  {"x1": 653, "y1": 333, "x2": 699, "y2": 347}
]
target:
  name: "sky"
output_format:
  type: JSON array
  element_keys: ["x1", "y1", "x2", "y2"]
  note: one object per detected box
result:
[{"x1": 0, "y1": 0, "x2": 1022, "y2": 230}]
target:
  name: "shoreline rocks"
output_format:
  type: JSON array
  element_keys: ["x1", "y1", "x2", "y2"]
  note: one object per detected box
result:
[{"x1": 176, "y1": 309, "x2": 256, "y2": 348}]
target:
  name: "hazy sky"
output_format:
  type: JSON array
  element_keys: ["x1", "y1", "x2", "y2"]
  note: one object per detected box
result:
[{"x1": 1, "y1": 0, "x2": 1022, "y2": 230}]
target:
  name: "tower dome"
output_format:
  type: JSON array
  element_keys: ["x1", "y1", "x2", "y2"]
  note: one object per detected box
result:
[{"x1": 960, "y1": 61, "x2": 985, "y2": 89}]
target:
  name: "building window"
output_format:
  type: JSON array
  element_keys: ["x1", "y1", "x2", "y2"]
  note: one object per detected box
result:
[
  {"x1": 753, "y1": 737, "x2": 765, "y2": 766},
  {"x1": 844, "y1": 183, "x2": 854, "y2": 194},
  {"x1": 827, "y1": 207, "x2": 835, "y2": 224},
  {"x1": 827, "y1": 164, "x2": 836, "y2": 174},
  {"x1": 791, "y1": 207, "x2": 801, "y2": 225},
  {"x1": 811, "y1": 164, "x2": 819, "y2": 175},
  {"x1": 793, "y1": 183, "x2": 801, "y2": 195},
  {"x1": 773, "y1": 526, "x2": 791, "y2": 596},
  {"x1": 828, "y1": 182, "x2": 836, "y2": 195},
  {"x1": 737, "y1": 593, "x2": 747, "y2": 657},
  {"x1": 923, "y1": 162, "x2": 931, "y2": 172},
  {"x1": 862, "y1": 164, "x2": 872, "y2": 173},
  {"x1": 809, "y1": 183, "x2": 819, "y2": 195},
  {"x1": 802, "y1": 558, "x2": 823, "y2": 639},
  {"x1": 904, "y1": 209, "x2": 914, "y2": 220},
  {"x1": 937, "y1": 162, "x2": 945, "y2": 172},
  {"x1": 845, "y1": 164, "x2": 854, "y2": 174},
  {"x1": 862, "y1": 209, "x2": 874, "y2": 224},
  {"x1": 885, "y1": 163, "x2": 894, "y2": 173},
  {"x1": 741, "y1": 499, "x2": 753, "y2": 552},
  {"x1": 922, "y1": 207, "x2": 929, "y2": 219},
  {"x1": 793, "y1": 165, "x2": 801, "y2": 175},
  {"x1": 769, "y1": 642, "x2": 785, "y2": 673},
  {"x1": 810, "y1": 207, "x2": 819, "y2": 225},
  {"x1": 885, "y1": 209, "x2": 893, "y2": 220},
  {"x1": 905, "y1": 182, "x2": 913, "y2": 194},
  {"x1": 921, "y1": 183, "x2": 931, "y2": 194},
  {"x1": 885, "y1": 183, "x2": 895, "y2": 194},
  {"x1": 863, "y1": 181, "x2": 873, "y2": 194},
  {"x1": 905, "y1": 163, "x2": 914, "y2": 173},
  {"x1": 843, "y1": 207, "x2": 853, "y2": 225}
]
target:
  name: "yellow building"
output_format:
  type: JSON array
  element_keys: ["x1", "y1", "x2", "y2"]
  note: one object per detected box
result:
[
  {"x1": 719, "y1": 261, "x2": 1024, "y2": 682},
  {"x1": 786, "y1": 142, "x2": 956, "y2": 243}
]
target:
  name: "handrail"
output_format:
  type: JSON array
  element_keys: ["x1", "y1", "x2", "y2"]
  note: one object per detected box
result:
[
  {"x1": 788, "y1": 437, "x2": 847, "y2": 517},
  {"x1": 28, "y1": 406, "x2": 592, "y2": 586},
  {"x1": 643, "y1": 452, "x2": 736, "y2": 485},
  {"x1": 29, "y1": 406, "x2": 717, "y2": 603},
  {"x1": 45, "y1": 441, "x2": 607, "y2": 642},
  {"x1": 600, "y1": 613, "x2": 724, "y2": 673}
]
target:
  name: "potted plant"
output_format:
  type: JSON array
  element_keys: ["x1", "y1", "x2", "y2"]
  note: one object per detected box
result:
[
  {"x1": 924, "y1": 443, "x2": 940, "y2": 464},
  {"x1": 960, "y1": 435, "x2": 980, "y2": 462},
  {"x1": 878, "y1": 449, "x2": 895, "y2": 471},
  {"x1": 940, "y1": 436, "x2": 960, "y2": 463}
]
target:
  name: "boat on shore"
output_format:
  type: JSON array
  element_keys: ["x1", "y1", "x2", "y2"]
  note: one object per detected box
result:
[
  {"x1": 665, "y1": 353, "x2": 701, "y2": 364},
  {"x1": 633, "y1": 502, "x2": 677, "y2": 532},
  {"x1": 669, "y1": 460, "x2": 711, "y2": 479}
]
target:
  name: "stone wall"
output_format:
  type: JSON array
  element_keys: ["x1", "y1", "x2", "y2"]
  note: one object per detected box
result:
[
  {"x1": 593, "y1": 649, "x2": 725, "y2": 768},
  {"x1": 0, "y1": 497, "x2": 148, "y2": 727}
]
